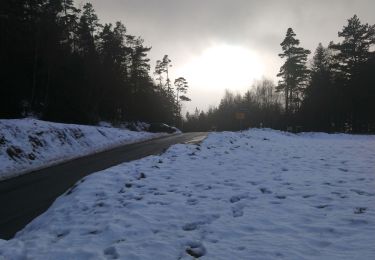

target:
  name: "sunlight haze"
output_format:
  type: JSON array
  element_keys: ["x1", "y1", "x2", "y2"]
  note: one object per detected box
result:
[{"x1": 86, "y1": 0, "x2": 375, "y2": 112}]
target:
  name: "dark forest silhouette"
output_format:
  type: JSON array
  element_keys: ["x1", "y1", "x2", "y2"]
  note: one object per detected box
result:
[
  {"x1": 1, "y1": 2, "x2": 374, "y2": 133},
  {"x1": 0, "y1": 1, "x2": 189, "y2": 126}
]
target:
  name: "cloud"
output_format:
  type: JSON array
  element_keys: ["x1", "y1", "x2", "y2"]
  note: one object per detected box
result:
[{"x1": 86, "y1": 0, "x2": 375, "y2": 111}]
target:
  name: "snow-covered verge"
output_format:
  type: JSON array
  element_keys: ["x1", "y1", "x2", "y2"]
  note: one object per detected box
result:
[
  {"x1": 0, "y1": 119, "x2": 165, "y2": 180},
  {"x1": 98, "y1": 121, "x2": 151, "y2": 132},
  {"x1": 1, "y1": 129, "x2": 375, "y2": 259}
]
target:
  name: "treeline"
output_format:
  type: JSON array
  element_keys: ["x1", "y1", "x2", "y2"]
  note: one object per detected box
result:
[
  {"x1": 0, "y1": 0, "x2": 189, "y2": 125},
  {"x1": 184, "y1": 79, "x2": 283, "y2": 131},
  {"x1": 185, "y1": 15, "x2": 375, "y2": 133}
]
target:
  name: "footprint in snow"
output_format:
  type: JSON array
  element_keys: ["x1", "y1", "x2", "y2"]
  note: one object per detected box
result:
[
  {"x1": 147, "y1": 201, "x2": 170, "y2": 206},
  {"x1": 232, "y1": 204, "x2": 245, "y2": 217},
  {"x1": 103, "y1": 246, "x2": 119, "y2": 259},
  {"x1": 351, "y1": 189, "x2": 375, "y2": 196},
  {"x1": 247, "y1": 181, "x2": 258, "y2": 186},
  {"x1": 153, "y1": 191, "x2": 166, "y2": 196},
  {"x1": 230, "y1": 193, "x2": 248, "y2": 203},
  {"x1": 182, "y1": 191, "x2": 192, "y2": 197},
  {"x1": 260, "y1": 187, "x2": 272, "y2": 194},
  {"x1": 185, "y1": 241, "x2": 206, "y2": 258},
  {"x1": 127, "y1": 195, "x2": 143, "y2": 201},
  {"x1": 186, "y1": 198, "x2": 199, "y2": 205},
  {"x1": 194, "y1": 184, "x2": 212, "y2": 191},
  {"x1": 183, "y1": 223, "x2": 199, "y2": 231},
  {"x1": 315, "y1": 204, "x2": 330, "y2": 209},
  {"x1": 56, "y1": 230, "x2": 70, "y2": 239},
  {"x1": 223, "y1": 182, "x2": 240, "y2": 188},
  {"x1": 354, "y1": 207, "x2": 367, "y2": 214},
  {"x1": 331, "y1": 191, "x2": 348, "y2": 199},
  {"x1": 230, "y1": 196, "x2": 241, "y2": 203},
  {"x1": 115, "y1": 238, "x2": 126, "y2": 243},
  {"x1": 349, "y1": 219, "x2": 368, "y2": 225},
  {"x1": 87, "y1": 230, "x2": 100, "y2": 235},
  {"x1": 137, "y1": 172, "x2": 146, "y2": 180}
]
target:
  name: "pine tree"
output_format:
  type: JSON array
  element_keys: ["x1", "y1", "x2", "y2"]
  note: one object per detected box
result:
[
  {"x1": 277, "y1": 28, "x2": 310, "y2": 119},
  {"x1": 302, "y1": 43, "x2": 335, "y2": 131},
  {"x1": 174, "y1": 77, "x2": 191, "y2": 123},
  {"x1": 174, "y1": 77, "x2": 190, "y2": 105},
  {"x1": 154, "y1": 60, "x2": 164, "y2": 87},
  {"x1": 329, "y1": 15, "x2": 375, "y2": 132},
  {"x1": 330, "y1": 15, "x2": 375, "y2": 79},
  {"x1": 77, "y1": 6, "x2": 97, "y2": 56},
  {"x1": 59, "y1": 0, "x2": 80, "y2": 51},
  {"x1": 153, "y1": 55, "x2": 176, "y2": 122},
  {"x1": 97, "y1": 22, "x2": 128, "y2": 121},
  {"x1": 154, "y1": 55, "x2": 172, "y2": 91},
  {"x1": 128, "y1": 36, "x2": 151, "y2": 92},
  {"x1": 81, "y1": 3, "x2": 100, "y2": 38}
]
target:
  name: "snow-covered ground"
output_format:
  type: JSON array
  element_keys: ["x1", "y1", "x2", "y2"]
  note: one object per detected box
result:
[
  {"x1": 0, "y1": 119, "x2": 164, "y2": 180},
  {"x1": 1, "y1": 129, "x2": 375, "y2": 259}
]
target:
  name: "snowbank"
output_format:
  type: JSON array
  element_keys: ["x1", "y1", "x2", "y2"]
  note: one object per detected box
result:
[
  {"x1": 1, "y1": 129, "x2": 374, "y2": 259},
  {"x1": 0, "y1": 119, "x2": 165, "y2": 180}
]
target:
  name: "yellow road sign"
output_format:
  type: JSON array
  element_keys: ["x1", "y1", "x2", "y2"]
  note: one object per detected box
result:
[{"x1": 235, "y1": 112, "x2": 245, "y2": 120}]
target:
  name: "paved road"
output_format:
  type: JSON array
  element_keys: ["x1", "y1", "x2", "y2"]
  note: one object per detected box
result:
[{"x1": 0, "y1": 132, "x2": 208, "y2": 239}]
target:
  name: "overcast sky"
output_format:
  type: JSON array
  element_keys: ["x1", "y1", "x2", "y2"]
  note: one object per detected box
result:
[{"x1": 85, "y1": 0, "x2": 375, "y2": 113}]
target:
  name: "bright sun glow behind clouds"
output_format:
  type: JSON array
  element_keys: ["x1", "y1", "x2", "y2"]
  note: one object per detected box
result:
[{"x1": 178, "y1": 44, "x2": 265, "y2": 92}]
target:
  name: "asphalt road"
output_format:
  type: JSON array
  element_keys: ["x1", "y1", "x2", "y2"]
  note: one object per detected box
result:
[{"x1": 0, "y1": 132, "x2": 208, "y2": 239}]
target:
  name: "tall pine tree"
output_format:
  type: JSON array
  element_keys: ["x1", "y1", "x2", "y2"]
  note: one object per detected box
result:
[
  {"x1": 301, "y1": 43, "x2": 335, "y2": 131},
  {"x1": 329, "y1": 15, "x2": 375, "y2": 132},
  {"x1": 277, "y1": 28, "x2": 310, "y2": 123}
]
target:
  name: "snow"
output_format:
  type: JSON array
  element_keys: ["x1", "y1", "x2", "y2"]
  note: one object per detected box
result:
[
  {"x1": 1, "y1": 129, "x2": 375, "y2": 259},
  {"x1": 0, "y1": 119, "x2": 164, "y2": 180},
  {"x1": 98, "y1": 121, "x2": 152, "y2": 132}
]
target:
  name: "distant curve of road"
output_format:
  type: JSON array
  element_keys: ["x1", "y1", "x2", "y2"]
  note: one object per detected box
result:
[{"x1": 0, "y1": 132, "x2": 208, "y2": 239}]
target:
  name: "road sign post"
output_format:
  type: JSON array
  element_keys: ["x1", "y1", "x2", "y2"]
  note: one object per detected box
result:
[{"x1": 235, "y1": 112, "x2": 245, "y2": 130}]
